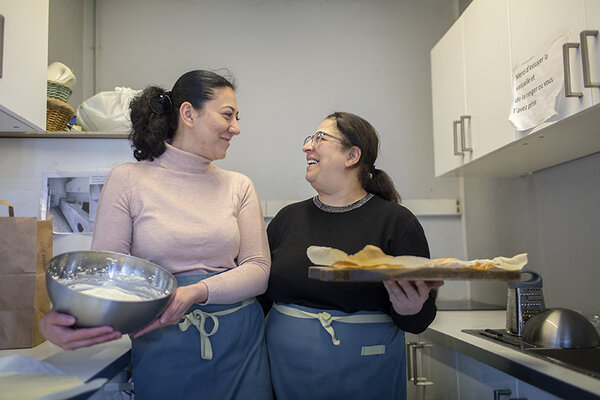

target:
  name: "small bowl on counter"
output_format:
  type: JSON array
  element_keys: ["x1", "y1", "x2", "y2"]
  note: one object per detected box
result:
[
  {"x1": 46, "y1": 250, "x2": 177, "y2": 333},
  {"x1": 522, "y1": 308, "x2": 600, "y2": 348}
]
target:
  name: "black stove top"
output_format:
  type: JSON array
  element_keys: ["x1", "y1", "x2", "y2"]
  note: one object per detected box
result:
[{"x1": 463, "y1": 329, "x2": 600, "y2": 380}]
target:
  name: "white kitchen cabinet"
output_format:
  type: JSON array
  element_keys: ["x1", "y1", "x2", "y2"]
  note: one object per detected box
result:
[
  {"x1": 508, "y1": 0, "x2": 600, "y2": 140},
  {"x1": 405, "y1": 333, "x2": 459, "y2": 400},
  {"x1": 457, "y1": 353, "x2": 563, "y2": 400},
  {"x1": 431, "y1": 18, "x2": 467, "y2": 177},
  {"x1": 431, "y1": 0, "x2": 514, "y2": 177},
  {"x1": 0, "y1": 0, "x2": 49, "y2": 131},
  {"x1": 456, "y1": 352, "x2": 518, "y2": 400},
  {"x1": 432, "y1": 0, "x2": 600, "y2": 178},
  {"x1": 405, "y1": 333, "x2": 517, "y2": 400},
  {"x1": 462, "y1": 0, "x2": 515, "y2": 161},
  {"x1": 585, "y1": 0, "x2": 600, "y2": 105},
  {"x1": 517, "y1": 379, "x2": 565, "y2": 400},
  {"x1": 406, "y1": 332, "x2": 564, "y2": 400}
]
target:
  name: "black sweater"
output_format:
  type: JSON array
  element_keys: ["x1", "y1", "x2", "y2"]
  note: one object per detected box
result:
[{"x1": 260, "y1": 195, "x2": 437, "y2": 334}]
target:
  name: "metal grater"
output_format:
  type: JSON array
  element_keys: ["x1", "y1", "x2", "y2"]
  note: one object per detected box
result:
[{"x1": 506, "y1": 271, "x2": 545, "y2": 335}]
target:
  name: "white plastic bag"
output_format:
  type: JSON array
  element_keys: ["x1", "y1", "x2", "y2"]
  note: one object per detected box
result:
[{"x1": 76, "y1": 87, "x2": 141, "y2": 131}]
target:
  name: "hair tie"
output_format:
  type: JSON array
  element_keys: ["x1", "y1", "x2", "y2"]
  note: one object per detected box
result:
[
  {"x1": 149, "y1": 91, "x2": 173, "y2": 114},
  {"x1": 370, "y1": 165, "x2": 377, "y2": 174}
]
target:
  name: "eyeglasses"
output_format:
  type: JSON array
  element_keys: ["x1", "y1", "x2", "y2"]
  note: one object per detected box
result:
[{"x1": 303, "y1": 131, "x2": 346, "y2": 147}]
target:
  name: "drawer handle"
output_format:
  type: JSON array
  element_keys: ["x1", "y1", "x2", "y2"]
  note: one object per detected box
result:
[
  {"x1": 406, "y1": 342, "x2": 434, "y2": 386},
  {"x1": 562, "y1": 42, "x2": 583, "y2": 97},
  {"x1": 580, "y1": 30, "x2": 600, "y2": 88},
  {"x1": 453, "y1": 120, "x2": 464, "y2": 156},
  {"x1": 460, "y1": 115, "x2": 472, "y2": 152}
]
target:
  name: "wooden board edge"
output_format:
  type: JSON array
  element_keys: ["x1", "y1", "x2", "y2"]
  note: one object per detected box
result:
[{"x1": 308, "y1": 266, "x2": 522, "y2": 282}]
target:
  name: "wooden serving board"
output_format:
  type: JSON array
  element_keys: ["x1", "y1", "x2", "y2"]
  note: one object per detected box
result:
[{"x1": 308, "y1": 266, "x2": 522, "y2": 282}]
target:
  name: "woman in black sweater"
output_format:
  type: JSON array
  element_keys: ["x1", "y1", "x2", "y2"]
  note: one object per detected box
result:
[{"x1": 260, "y1": 112, "x2": 443, "y2": 400}]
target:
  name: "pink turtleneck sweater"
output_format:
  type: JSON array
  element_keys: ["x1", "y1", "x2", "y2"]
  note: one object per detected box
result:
[{"x1": 91, "y1": 143, "x2": 270, "y2": 304}]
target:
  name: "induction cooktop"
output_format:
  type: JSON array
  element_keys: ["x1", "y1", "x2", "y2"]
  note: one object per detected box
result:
[{"x1": 463, "y1": 328, "x2": 600, "y2": 380}]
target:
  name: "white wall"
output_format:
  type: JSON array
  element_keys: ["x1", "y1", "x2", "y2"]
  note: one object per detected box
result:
[
  {"x1": 74, "y1": 0, "x2": 597, "y2": 312},
  {"x1": 93, "y1": 0, "x2": 467, "y2": 267},
  {"x1": 15, "y1": 1, "x2": 597, "y2": 310},
  {"x1": 90, "y1": 1, "x2": 467, "y2": 297},
  {"x1": 2, "y1": 0, "x2": 469, "y2": 300},
  {"x1": 48, "y1": 0, "x2": 86, "y2": 109},
  {"x1": 463, "y1": 152, "x2": 600, "y2": 316},
  {"x1": 93, "y1": 0, "x2": 459, "y2": 197}
]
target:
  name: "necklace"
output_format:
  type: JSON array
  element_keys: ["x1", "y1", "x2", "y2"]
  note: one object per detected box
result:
[{"x1": 312, "y1": 193, "x2": 374, "y2": 213}]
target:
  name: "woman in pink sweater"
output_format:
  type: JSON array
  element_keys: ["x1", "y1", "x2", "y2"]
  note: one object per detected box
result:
[{"x1": 41, "y1": 70, "x2": 272, "y2": 399}]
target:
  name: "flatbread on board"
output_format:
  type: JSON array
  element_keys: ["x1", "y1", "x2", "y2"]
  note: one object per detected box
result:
[{"x1": 307, "y1": 244, "x2": 527, "y2": 271}]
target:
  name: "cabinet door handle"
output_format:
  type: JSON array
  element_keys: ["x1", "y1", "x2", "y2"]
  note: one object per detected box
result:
[
  {"x1": 580, "y1": 30, "x2": 600, "y2": 88},
  {"x1": 453, "y1": 120, "x2": 464, "y2": 156},
  {"x1": 493, "y1": 389, "x2": 512, "y2": 400},
  {"x1": 562, "y1": 42, "x2": 583, "y2": 97},
  {"x1": 406, "y1": 342, "x2": 415, "y2": 381},
  {"x1": 407, "y1": 341, "x2": 434, "y2": 386},
  {"x1": 460, "y1": 115, "x2": 472, "y2": 152},
  {"x1": 493, "y1": 389, "x2": 528, "y2": 400},
  {"x1": 0, "y1": 15, "x2": 4, "y2": 78}
]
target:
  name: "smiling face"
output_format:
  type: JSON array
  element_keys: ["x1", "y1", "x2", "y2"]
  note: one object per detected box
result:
[
  {"x1": 173, "y1": 87, "x2": 240, "y2": 160},
  {"x1": 303, "y1": 118, "x2": 358, "y2": 194}
]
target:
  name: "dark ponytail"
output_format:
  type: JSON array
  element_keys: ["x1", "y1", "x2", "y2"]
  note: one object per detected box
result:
[
  {"x1": 366, "y1": 167, "x2": 401, "y2": 204},
  {"x1": 327, "y1": 112, "x2": 401, "y2": 203},
  {"x1": 128, "y1": 70, "x2": 236, "y2": 161},
  {"x1": 129, "y1": 86, "x2": 172, "y2": 161}
]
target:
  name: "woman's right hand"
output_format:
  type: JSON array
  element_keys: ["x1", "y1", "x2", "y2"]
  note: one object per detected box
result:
[
  {"x1": 40, "y1": 310, "x2": 122, "y2": 351},
  {"x1": 131, "y1": 281, "x2": 209, "y2": 338}
]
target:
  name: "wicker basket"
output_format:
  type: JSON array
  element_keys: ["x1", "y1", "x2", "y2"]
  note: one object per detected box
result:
[
  {"x1": 47, "y1": 80, "x2": 73, "y2": 102},
  {"x1": 46, "y1": 98, "x2": 75, "y2": 131}
]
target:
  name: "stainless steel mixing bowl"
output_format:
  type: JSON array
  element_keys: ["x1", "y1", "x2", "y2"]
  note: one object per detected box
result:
[
  {"x1": 522, "y1": 308, "x2": 600, "y2": 348},
  {"x1": 46, "y1": 250, "x2": 177, "y2": 333}
]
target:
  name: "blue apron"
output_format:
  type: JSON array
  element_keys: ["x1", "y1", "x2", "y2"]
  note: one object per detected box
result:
[
  {"x1": 130, "y1": 273, "x2": 272, "y2": 400},
  {"x1": 266, "y1": 303, "x2": 406, "y2": 400}
]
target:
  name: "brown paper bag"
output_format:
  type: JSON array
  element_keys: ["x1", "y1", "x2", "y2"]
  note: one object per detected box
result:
[{"x1": 0, "y1": 200, "x2": 52, "y2": 349}]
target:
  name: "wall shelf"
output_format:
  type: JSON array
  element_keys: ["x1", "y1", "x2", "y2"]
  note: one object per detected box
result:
[{"x1": 0, "y1": 131, "x2": 129, "y2": 139}]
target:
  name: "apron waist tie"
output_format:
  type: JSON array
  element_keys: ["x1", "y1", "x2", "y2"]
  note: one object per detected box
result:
[
  {"x1": 179, "y1": 298, "x2": 256, "y2": 360},
  {"x1": 273, "y1": 303, "x2": 392, "y2": 346}
]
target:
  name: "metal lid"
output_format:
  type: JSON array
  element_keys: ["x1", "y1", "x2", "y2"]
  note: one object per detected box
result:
[{"x1": 523, "y1": 308, "x2": 600, "y2": 348}]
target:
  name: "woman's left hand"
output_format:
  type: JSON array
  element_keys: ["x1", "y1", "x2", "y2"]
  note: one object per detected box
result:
[
  {"x1": 131, "y1": 282, "x2": 208, "y2": 338},
  {"x1": 383, "y1": 280, "x2": 444, "y2": 316}
]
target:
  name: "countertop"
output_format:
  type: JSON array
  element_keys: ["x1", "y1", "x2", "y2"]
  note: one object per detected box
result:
[
  {"x1": 3, "y1": 312, "x2": 599, "y2": 399},
  {"x1": 426, "y1": 311, "x2": 600, "y2": 399},
  {"x1": 0, "y1": 336, "x2": 131, "y2": 398}
]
